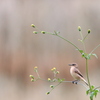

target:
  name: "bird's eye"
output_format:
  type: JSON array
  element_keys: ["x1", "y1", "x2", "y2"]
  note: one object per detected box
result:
[{"x1": 72, "y1": 64, "x2": 76, "y2": 66}]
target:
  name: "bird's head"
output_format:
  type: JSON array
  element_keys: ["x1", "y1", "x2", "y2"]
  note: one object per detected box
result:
[{"x1": 68, "y1": 63, "x2": 78, "y2": 67}]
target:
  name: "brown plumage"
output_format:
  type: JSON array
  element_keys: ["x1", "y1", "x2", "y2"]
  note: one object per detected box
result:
[{"x1": 69, "y1": 63, "x2": 88, "y2": 86}]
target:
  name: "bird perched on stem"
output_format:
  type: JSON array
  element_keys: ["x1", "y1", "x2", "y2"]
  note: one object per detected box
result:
[{"x1": 69, "y1": 63, "x2": 88, "y2": 86}]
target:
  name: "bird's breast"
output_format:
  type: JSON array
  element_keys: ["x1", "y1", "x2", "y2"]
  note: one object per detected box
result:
[{"x1": 70, "y1": 67, "x2": 80, "y2": 80}]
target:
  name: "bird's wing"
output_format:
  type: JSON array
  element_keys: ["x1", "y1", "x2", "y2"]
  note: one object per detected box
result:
[{"x1": 74, "y1": 69, "x2": 83, "y2": 78}]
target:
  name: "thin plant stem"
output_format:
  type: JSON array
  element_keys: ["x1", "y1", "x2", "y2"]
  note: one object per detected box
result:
[
  {"x1": 49, "y1": 82, "x2": 62, "y2": 93},
  {"x1": 35, "y1": 70, "x2": 41, "y2": 79},
  {"x1": 80, "y1": 31, "x2": 84, "y2": 40},
  {"x1": 63, "y1": 81, "x2": 73, "y2": 83},
  {"x1": 56, "y1": 34, "x2": 80, "y2": 51},
  {"x1": 82, "y1": 42, "x2": 86, "y2": 53},
  {"x1": 79, "y1": 31, "x2": 86, "y2": 53},
  {"x1": 94, "y1": 86, "x2": 100, "y2": 90},
  {"x1": 83, "y1": 33, "x2": 89, "y2": 42},
  {"x1": 77, "y1": 82, "x2": 89, "y2": 89},
  {"x1": 90, "y1": 44, "x2": 100, "y2": 54},
  {"x1": 44, "y1": 32, "x2": 80, "y2": 51},
  {"x1": 86, "y1": 59, "x2": 91, "y2": 89}
]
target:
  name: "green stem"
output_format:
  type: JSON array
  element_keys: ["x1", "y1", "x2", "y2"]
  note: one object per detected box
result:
[
  {"x1": 83, "y1": 33, "x2": 89, "y2": 42},
  {"x1": 80, "y1": 31, "x2": 84, "y2": 40},
  {"x1": 44, "y1": 32, "x2": 80, "y2": 51},
  {"x1": 36, "y1": 70, "x2": 41, "y2": 79},
  {"x1": 56, "y1": 34, "x2": 80, "y2": 51},
  {"x1": 82, "y1": 42, "x2": 86, "y2": 53},
  {"x1": 80, "y1": 31, "x2": 86, "y2": 53},
  {"x1": 90, "y1": 97, "x2": 93, "y2": 100},
  {"x1": 86, "y1": 59, "x2": 94, "y2": 100},
  {"x1": 94, "y1": 86, "x2": 100, "y2": 90},
  {"x1": 90, "y1": 44, "x2": 100, "y2": 54},
  {"x1": 49, "y1": 82, "x2": 62, "y2": 93},
  {"x1": 86, "y1": 59, "x2": 91, "y2": 89}
]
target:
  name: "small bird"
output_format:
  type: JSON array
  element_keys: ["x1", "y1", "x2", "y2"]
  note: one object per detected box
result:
[{"x1": 69, "y1": 63, "x2": 88, "y2": 86}]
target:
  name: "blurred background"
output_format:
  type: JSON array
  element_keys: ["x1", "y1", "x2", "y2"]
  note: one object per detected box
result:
[{"x1": 0, "y1": 0, "x2": 100, "y2": 100}]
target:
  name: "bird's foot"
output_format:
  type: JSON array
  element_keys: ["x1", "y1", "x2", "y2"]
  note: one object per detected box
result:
[{"x1": 72, "y1": 80, "x2": 78, "y2": 84}]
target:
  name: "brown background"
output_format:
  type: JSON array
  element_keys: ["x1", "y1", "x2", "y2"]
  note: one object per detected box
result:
[{"x1": 0, "y1": 0, "x2": 100, "y2": 100}]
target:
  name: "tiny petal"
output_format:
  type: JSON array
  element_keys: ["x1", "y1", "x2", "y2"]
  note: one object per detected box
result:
[
  {"x1": 34, "y1": 66, "x2": 38, "y2": 72},
  {"x1": 34, "y1": 66, "x2": 38, "y2": 69},
  {"x1": 51, "y1": 67, "x2": 56, "y2": 71},
  {"x1": 48, "y1": 78, "x2": 51, "y2": 81},
  {"x1": 29, "y1": 75, "x2": 34, "y2": 79},
  {"x1": 53, "y1": 67, "x2": 56, "y2": 70}
]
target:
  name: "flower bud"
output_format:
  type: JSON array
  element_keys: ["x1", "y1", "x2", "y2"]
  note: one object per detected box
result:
[
  {"x1": 29, "y1": 75, "x2": 34, "y2": 79},
  {"x1": 46, "y1": 91, "x2": 50, "y2": 95},
  {"x1": 34, "y1": 66, "x2": 38, "y2": 72},
  {"x1": 31, "y1": 24, "x2": 35, "y2": 28},
  {"x1": 31, "y1": 79, "x2": 35, "y2": 82},
  {"x1": 48, "y1": 78, "x2": 51, "y2": 81},
  {"x1": 41, "y1": 31, "x2": 46, "y2": 34},
  {"x1": 34, "y1": 66, "x2": 38, "y2": 69},
  {"x1": 56, "y1": 71, "x2": 60, "y2": 74},
  {"x1": 50, "y1": 85, "x2": 54, "y2": 88},
  {"x1": 78, "y1": 26, "x2": 81, "y2": 31},
  {"x1": 51, "y1": 67, "x2": 56, "y2": 71},
  {"x1": 88, "y1": 29, "x2": 91, "y2": 34},
  {"x1": 33, "y1": 31, "x2": 38, "y2": 34}
]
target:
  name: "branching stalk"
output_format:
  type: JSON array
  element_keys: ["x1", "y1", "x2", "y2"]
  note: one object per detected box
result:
[
  {"x1": 90, "y1": 44, "x2": 100, "y2": 54},
  {"x1": 79, "y1": 31, "x2": 86, "y2": 53},
  {"x1": 86, "y1": 59, "x2": 91, "y2": 89},
  {"x1": 31, "y1": 25, "x2": 100, "y2": 100}
]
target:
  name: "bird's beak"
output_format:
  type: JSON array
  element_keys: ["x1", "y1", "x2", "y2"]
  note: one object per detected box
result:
[{"x1": 68, "y1": 64, "x2": 72, "y2": 66}]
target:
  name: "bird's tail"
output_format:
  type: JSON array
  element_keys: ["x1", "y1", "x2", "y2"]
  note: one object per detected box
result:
[{"x1": 81, "y1": 77, "x2": 88, "y2": 86}]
